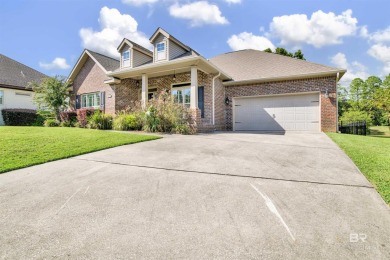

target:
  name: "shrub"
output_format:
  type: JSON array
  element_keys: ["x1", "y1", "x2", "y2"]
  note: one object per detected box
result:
[
  {"x1": 144, "y1": 105, "x2": 160, "y2": 132},
  {"x1": 32, "y1": 114, "x2": 46, "y2": 126},
  {"x1": 340, "y1": 110, "x2": 373, "y2": 127},
  {"x1": 76, "y1": 108, "x2": 95, "y2": 128},
  {"x1": 143, "y1": 91, "x2": 195, "y2": 133},
  {"x1": 113, "y1": 113, "x2": 142, "y2": 131},
  {"x1": 87, "y1": 110, "x2": 113, "y2": 130},
  {"x1": 44, "y1": 119, "x2": 60, "y2": 127},
  {"x1": 60, "y1": 111, "x2": 77, "y2": 126},
  {"x1": 1, "y1": 109, "x2": 38, "y2": 126}
]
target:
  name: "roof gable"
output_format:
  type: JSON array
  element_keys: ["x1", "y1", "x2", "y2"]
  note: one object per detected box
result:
[
  {"x1": 117, "y1": 38, "x2": 153, "y2": 57},
  {"x1": 150, "y1": 27, "x2": 190, "y2": 52},
  {"x1": 68, "y1": 49, "x2": 119, "y2": 82},
  {"x1": 0, "y1": 54, "x2": 47, "y2": 89}
]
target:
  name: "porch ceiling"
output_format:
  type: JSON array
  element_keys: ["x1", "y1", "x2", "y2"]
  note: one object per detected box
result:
[{"x1": 107, "y1": 56, "x2": 231, "y2": 80}]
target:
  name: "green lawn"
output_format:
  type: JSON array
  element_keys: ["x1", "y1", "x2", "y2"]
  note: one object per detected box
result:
[
  {"x1": 0, "y1": 127, "x2": 160, "y2": 173},
  {"x1": 328, "y1": 133, "x2": 390, "y2": 204},
  {"x1": 369, "y1": 126, "x2": 390, "y2": 137}
]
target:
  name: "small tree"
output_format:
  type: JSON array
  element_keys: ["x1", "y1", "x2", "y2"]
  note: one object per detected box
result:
[{"x1": 29, "y1": 76, "x2": 72, "y2": 121}]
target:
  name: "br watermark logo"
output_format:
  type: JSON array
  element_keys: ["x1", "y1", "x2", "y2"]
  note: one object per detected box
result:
[{"x1": 350, "y1": 233, "x2": 367, "y2": 243}]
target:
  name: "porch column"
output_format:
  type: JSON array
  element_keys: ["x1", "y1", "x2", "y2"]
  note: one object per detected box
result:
[
  {"x1": 190, "y1": 66, "x2": 198, "y2": 109},
  {"x1": 141, "y1": 74, "x2": 148, "y2": 108}
]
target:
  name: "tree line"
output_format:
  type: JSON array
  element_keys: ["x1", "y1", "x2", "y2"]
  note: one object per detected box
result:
[{"x1": 338, "y1": 75, "x2": 390, "y2": 126}]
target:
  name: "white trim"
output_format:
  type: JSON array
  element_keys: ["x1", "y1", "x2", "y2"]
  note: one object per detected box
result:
[
  {"x1": 107, "y1": 56, "x2": 231, "y2": 81},
  {"x1": 223, "y1": 70, "x2": 347, "y2": 86}
]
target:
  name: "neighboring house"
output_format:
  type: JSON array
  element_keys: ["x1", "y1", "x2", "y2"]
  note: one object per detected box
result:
[
  {"x1": 69, "y1": 27, "x2": 346, "y2": 132},
  {"x1": 0, "y1": 54, "x2": 47, "y2": 125}
]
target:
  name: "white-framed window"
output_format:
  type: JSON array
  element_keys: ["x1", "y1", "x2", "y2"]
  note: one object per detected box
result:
[
  {"x1": 172, "y1": 84, "x2": 190, "y2": 107},
  {"x1": 122, "y1": 50, "x2": 131, "y2": 67},
  {"x1": 81, "y1": 92, "x2": 100, "y2": 108},
  {"x1": 156, "y1": 42, "x2": 166, "y2": 61},
  {"x1": 138, "y1": 87, "x2": 158, "y2": 101},
  {"x1": 0, "y1": 90, "x2": 3, "y2": 105}
]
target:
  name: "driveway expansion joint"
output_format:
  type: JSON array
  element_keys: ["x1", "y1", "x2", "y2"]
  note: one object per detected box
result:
[{"x1": 73, "y1": 158, "x2": 374, "y2": 189}]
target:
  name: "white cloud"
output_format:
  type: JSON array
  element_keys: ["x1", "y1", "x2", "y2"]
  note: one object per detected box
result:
[
  {"x1": 367, "y1": 43, "x2": 390, "y2": 75},
  {"x1": 121, "y1": 0, "x2": 158, "y2": 6},
  {"x1": 364, "y1": 26, "x2": 390, "y2": 43},
  {"x1": 169, "y1": 1, "x2": 229, "y2": 27},
  {"x1": 224, "y1": 0, "x2": 241, "y2": 4},
  {"x1": 227, "y1": 32, "x2": 275, "y2": 51},
  {"x1": 269, "y1": 9, "x2": 358, "y2": 48},
  {"x1": 79, "y1": 6, "x2": 152, "y2": 58},
  {"x1": 331, "y1": 52, "x2": 369, "y2": 85},
  {"x1": 39, "y1": 57, "x2": 70, "y2": 70}
]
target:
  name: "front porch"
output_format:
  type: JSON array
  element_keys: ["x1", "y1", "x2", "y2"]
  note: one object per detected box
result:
[{"x1": 108, "y1": 58, "x2": 229, "y2": 132}]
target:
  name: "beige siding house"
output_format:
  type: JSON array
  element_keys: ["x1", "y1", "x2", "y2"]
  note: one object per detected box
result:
[
  {"x1": 69, "y1": 27, "x2": 346, "y2": 133},
  {"x1": 0, "y1": 54, "x2": 47, "y2": 125}
]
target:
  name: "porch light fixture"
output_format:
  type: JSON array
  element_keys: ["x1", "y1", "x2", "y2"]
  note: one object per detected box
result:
[
  {"x1": 325, "y1": 88, "x2": 329, "y2": 98},
  {"x1": 136, "y1": 80, "x2": 139, "y2": 87},
  {"x1": 225, "y1": 97, "x2": 230, "y2": 105},
  {"x1": 173, "y1": 70, "x2": 176, "y2": 81}
]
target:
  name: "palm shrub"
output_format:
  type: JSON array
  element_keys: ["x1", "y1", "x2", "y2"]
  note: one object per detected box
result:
[
  {"x1": 44, "y1": 119, "x2": 60, "y2": 127},
  {"x1": 88, "y1": 110, "x2": 113, "y2": 130}
]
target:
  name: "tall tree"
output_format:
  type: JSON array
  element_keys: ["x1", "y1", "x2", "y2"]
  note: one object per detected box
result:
[
  {"x1": 29, "y1": 76, "x2": 72, "y2": 121},
  {"x1": 374, "y1": 74, "x2": 390, "y2": 125},
  {"x1": 348, "y1": 78, "x2": 365, "y2": 110}
]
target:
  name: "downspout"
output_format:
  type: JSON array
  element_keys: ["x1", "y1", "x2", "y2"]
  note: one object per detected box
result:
[
  {"x1": 336, "y1": 72, "x2": 340, "y2": 132},
  {"x1": 212, "y1": 72, "x2": 221, "y2": 125}
]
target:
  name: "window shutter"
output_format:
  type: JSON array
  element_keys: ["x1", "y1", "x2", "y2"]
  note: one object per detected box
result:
[
  {"x1": 75, "y1": 95, "x2": 81, "y2": 109},
  {"x1": 100, "y1": 92, "x2": 105, "y2": 111},
  {"x1": 198, "y1": 86, "x2": 204, "y2": 118}
]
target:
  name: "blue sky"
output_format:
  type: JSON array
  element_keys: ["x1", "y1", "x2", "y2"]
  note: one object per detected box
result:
[{"x1": 1, "y1": 0, "x2": 389, "y2": 86}]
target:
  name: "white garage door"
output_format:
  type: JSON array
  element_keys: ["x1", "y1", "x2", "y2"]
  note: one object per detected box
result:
[{"x1": 234, "y1": 93, "x2": 320, "y2": 132}]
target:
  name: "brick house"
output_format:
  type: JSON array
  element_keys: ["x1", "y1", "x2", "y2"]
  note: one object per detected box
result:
[{"x1": 69, "y1": 27, "x2": 346, "y2": 133}]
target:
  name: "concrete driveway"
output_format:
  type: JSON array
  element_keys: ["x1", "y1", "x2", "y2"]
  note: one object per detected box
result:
[{"x1": 0, "y1": 132, "x2": 389, "y2": 259}]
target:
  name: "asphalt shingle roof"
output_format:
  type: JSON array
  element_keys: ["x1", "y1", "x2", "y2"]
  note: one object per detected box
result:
[
  {"x1": 87, "y1": 50, "x2": 120, "y2": 72},
  {"x1": 0, "y1": 54, "x2": 47, "y2": 89},
  {"x1": 209, "y1": 49, "x2": 343, "y2": 82}
]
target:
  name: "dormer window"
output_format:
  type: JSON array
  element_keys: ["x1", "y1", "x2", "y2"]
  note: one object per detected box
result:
[
  {"x1": 122, "y1": 50, "x2": 131, "y2": 67},
  {"x1": 156, "y1": 42, "x2": 166, "y2": 61}
]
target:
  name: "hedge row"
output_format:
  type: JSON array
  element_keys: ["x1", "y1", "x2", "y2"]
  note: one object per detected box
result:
[{"x1": 1, "y1": 109, "x2": 40, "y2": 126}]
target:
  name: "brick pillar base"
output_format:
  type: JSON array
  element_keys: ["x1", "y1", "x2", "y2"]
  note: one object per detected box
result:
[{"x1": 190, "y1": 108, "x2": 201, "y2": 133}]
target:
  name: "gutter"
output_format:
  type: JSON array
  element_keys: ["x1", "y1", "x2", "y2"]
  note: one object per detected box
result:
[
  {"x1": 212, "y1": 72, "x2": 221, "y2": 125},
  {"x1": 223, "y1": 69, "x2": 347, "y2": 86}
]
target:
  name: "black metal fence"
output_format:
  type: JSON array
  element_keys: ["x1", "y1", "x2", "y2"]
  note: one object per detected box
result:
[{"x1": 339, "y1": 121, "x2": 367, "y2": 136}]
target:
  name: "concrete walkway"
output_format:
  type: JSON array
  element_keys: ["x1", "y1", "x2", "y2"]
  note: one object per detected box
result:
[{"x1": 0, "y1": 132, "x2": 389, "y2": 259}]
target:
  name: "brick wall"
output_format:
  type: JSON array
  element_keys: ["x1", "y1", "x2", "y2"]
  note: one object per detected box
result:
[
  {"x1": 73, "y1": 57, "x2": 115, "y2": 115},
  {"x1": 224, "y1": 77, "x2": 337, "y2": 132},
  {"x1": 214, "y1": 77, "x2": 226, "y2": 131},
  {"x1": 115, "y1": 78, "x2": 138, "y2": 112}
]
